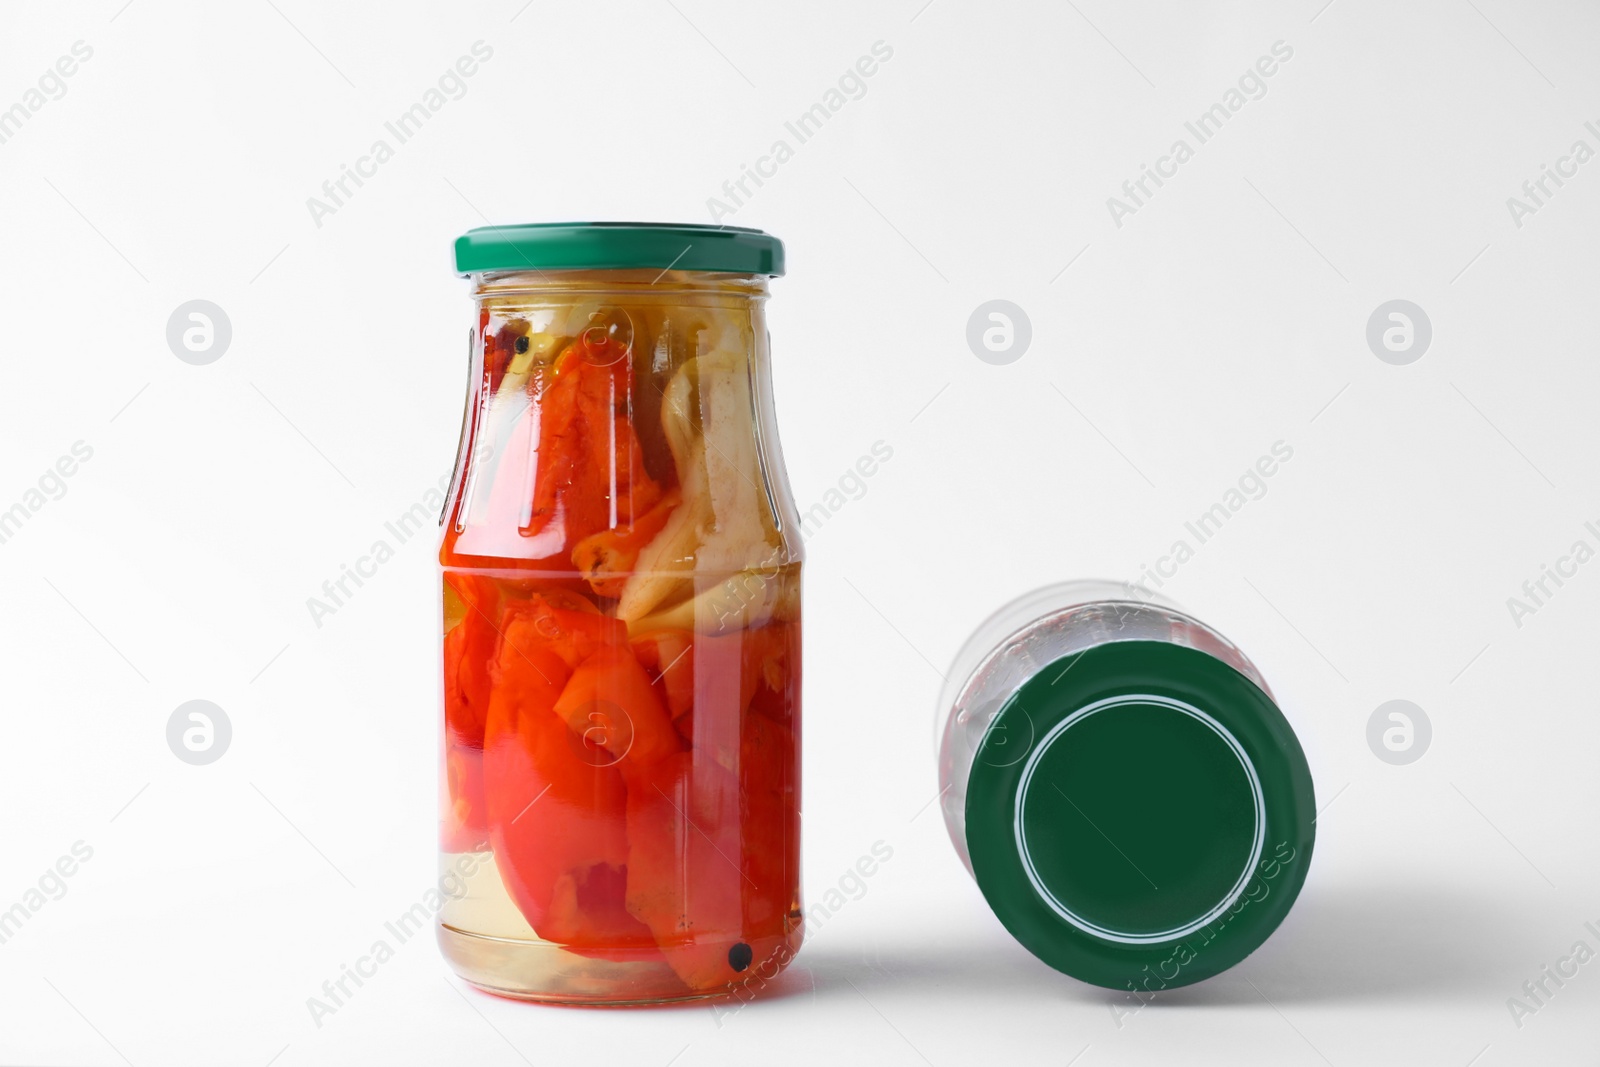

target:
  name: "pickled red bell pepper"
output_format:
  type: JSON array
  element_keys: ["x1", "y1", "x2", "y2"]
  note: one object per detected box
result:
[
  {"x1": 616, "y1": 626, "x2": 796, "y2": 986},
  {"x1": 442, "y1": 573, "x2": 502, "y2": 850},
  {"x1": 623, "y1": 750, "x2": 747, "y2": 988},
  {"x1": 630, "y1": 629, "x2": 697, "y2": 724},
  {"x1": 527, "y1": 336, "x2": 662, "y2": 546},
  {"x1": 503, "y1": 591, "x2": 623, "y2": 670},
  {"x1": 483, "y1": 604, "x2": 655, "y2": 952},
  {"x1": 443, "y1": 573, "x2": 501, "y2": 747},
  {"x1": 484, "y1": 596, "x2": 780, "y2": 984},
  {"x1": 740, "y1": 707, "x2": 798, "y2": 932},
  {"x1": 443, "y1": 743, "x2": 487, "y2": 854},
  {"x1": 701, "y1": 622, "x2": 799, "y2": 935},
  {"x1": 628, "y1": 623, "x2": 792, "y2": 746},
  {"x1": 551, "y1": 646, "x2": 684, "y2": 771},
  {"x1": 572, "y1": 489, "x2": 682, "y2": 598},
  {"x1": 543, "y1": 643, "x2": 761, "y2": 984}
]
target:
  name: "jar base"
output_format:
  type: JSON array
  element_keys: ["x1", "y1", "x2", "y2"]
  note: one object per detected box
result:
[{"x1": 438, "y1": 922, "x2": 801, "y2": 1007}]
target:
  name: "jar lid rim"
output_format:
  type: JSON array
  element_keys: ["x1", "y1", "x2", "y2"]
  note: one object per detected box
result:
[{"x1": 454, "y1": 222, "x2": 785, "y2": 276}]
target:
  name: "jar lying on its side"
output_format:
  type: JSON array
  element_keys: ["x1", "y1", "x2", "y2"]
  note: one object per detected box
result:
[
  {"x1": 438, "y1": 224, "x2": 802, "y2": 1005},
  {"x1": 937, "y1": 581, "x2": 1315, "y2": 992}
]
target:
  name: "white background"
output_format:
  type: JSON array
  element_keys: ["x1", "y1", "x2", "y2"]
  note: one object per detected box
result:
[{"x1": 1, "y1": 1, "x2": 1597, "y2": 1063}]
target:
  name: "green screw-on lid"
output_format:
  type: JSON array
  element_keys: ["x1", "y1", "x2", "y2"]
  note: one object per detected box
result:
[
  {"x1": 453, "y1": 222, "x2": 785, "y2": 276},
  {"x1": 965, "y1": 640, "x2": 1314, "y2": 991}
]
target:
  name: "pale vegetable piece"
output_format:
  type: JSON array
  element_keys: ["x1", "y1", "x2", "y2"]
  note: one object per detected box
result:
[
  {"x1": 692, "y1": 346, "x2": 778, "y2": 576},
  {"x1": 505, "y1": 332, "x2": 559, "y2": 380},
  {"x1": 551, "y1": 302, "x2": 603, "y2": 339},
  {"x1": 614, "y1": 439, "x2": 707, "y2": 621},
  {"x1": 657, "y1": 349, "x2": 700, "y2": 468},
  {"x1": 628, "y1": 566, "x2": 786, "y2": 635},
  {"x1": 615, "y1": 363, "x2": 706, "y2": 619},
  {"x1": 616, "y1": 333, "x2": 781, "y2": 626},
  {"x1": 489, "y1": 330, "x2": 559, "y2": 415}
]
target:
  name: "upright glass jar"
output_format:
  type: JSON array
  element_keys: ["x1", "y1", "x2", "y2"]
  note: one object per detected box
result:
[
  {"x1": 437, "y1": 224, "x2": 802, "y2": 1005},
  {"x1": 937, "y1": 581, "x2": 1314, "y2": 992}
]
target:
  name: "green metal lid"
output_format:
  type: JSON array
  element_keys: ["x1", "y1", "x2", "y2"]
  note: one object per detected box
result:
[
  {"x1": 453, "y1": 222, "x2": 785, "y2": 276},
  {"x1": 965, "y1": 640, "x2": 1314, "y2": 991}
]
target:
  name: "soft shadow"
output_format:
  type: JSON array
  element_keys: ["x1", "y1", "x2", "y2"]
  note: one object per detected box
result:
[
  {"x1": 794, "y1": 882, "x2": 1538, "y2": 1009},
  {"x1": 1149, "y1": 882, "x2": 1531, "y2": 1006}
]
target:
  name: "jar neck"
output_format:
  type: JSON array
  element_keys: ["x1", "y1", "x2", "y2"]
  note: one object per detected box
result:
[{"x1": 470, "y1": 269, "x2": 769, "y2": 303}]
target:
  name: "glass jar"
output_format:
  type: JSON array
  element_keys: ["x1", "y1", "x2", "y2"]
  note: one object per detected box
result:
[
  {"x1": 437, "y1": 224, "x2": 801, "y2": 1005},
  {"x1": 936, "y1": 581, "x2": 1314, "y2": 992}
]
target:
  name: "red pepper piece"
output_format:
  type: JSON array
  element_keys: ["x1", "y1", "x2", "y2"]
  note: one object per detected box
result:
[
  {"x1": 746, "y1": 621, "x2": 799, "y2": 724},
  {"x1": 500, "y1": 592, "x2": 626, "y2": 671},
  {"x1": 442, "y1": 738, "x2": 488, "y2": 853},
  {"x1": 692, "y1": 623, "x2": 800, "y2": 940},
  {"x1": 441, "y1": 573, "x2": 502, "y2": 850},
  {"x1": 526, "y1": 341, "x2": 662, "y2": 547},
  {"x1": 529, "y1": 637, "x2": 748, "y2": 989},
  {"x1": 527, "y1": 360, "x2": 587, "y2": 538},
  {"x1": 697, "y1": 622, "x2": 795, "y2": 725},
  {"x1": 739, "y1": 708, "x2": 799, "y2": 935},
  {"x1": 569, "y1": 332, "x2": 661, "y2": 526},
  {"x1": 601, "y1": 630, "x2": 774, "y2": 991},
  {"x1": 628, "y1": 628, "x2": 696, "y2": 726},
  {"x1": 571, "y1": 489, "x2": 681, "y2": 598},
  {"x1": 539, "y1": 861, "x2": 654, "y2": 955},
  {"x1": 485, "y1": 318, "x2": 530, "y2": 393},
  {"x1": 443, "y1": 573, "x2": 501, "y2": 748},
  {"x1": 623, "y1": 749, "x2": 748, "y2": 991},
  {"x1": 482, "y1": 614, "x2": 654, "y2": 952},
  {"x1": 552, "y1": 646, "x2": 685, "y2": 771}
]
